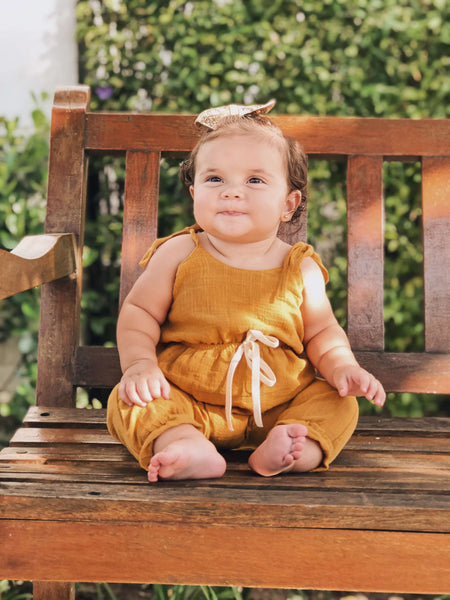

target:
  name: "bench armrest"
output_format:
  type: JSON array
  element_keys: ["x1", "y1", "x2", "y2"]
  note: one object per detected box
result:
[{"x1": 0, "y1": 233, "x2": 77, "y2": 300}]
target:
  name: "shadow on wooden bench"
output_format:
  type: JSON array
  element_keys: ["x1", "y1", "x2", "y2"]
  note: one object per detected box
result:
[{"x1": 0, "y1": 86, "x2": 449, "y2": 600}]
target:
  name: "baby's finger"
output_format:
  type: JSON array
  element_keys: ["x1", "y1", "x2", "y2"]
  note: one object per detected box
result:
[
  {"x1": 146, "y1": 378, "x2": 164, "y2": 400},
  {"x1": 365, "y1": 378, "x2": 385, "y2": 406},
  {"x1": 118, "y1": 382, "x2": 133, "y2": 406},
  {"x1": 362, "y1": 377, "x2": 377, "y2": 401},
  {"x1": 334, "y1": 375, "x2": 349, "y2": 397},
  {"x1": 356, "y1": 372, "x2": 371, "y2": 396},
  {"x1": 160, "y1": 377, "x2": 171, "y2": 400},
  {"x1": 372, "y1": 384, "x2": 386, "y2": 407},
  {"x1": 136, "y1": 380, "x2": 153, "y2": 403},
  {"x1": 331, "y1": 369, "x2": 349, "y2": 396},
  {"x1": 124, "y1": 381, "x2": 147, "y2": 407}
]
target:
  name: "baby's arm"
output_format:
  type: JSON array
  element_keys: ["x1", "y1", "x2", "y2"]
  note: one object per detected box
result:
[
  {"x1": 117, "y1": 235, "x2": 194, "y2": 407},
  {"x1": 300, "y1": 258, "x2": 385, "y2": 407}
]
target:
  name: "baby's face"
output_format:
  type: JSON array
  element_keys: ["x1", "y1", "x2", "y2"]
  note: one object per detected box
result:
[{"x1": 190, "y1": 132, "x2": 300, "y2": 244}]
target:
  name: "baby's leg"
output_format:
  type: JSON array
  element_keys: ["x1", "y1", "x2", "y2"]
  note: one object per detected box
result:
[
  {"x1": 248, "y1": 424, "x2": 323, "y2": 476},
  {"x1": 148, "y1": 424, "x2": 227, "y2": 482}
]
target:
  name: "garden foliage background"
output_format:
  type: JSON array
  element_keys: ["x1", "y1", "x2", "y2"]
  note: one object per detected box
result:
[{"x1": 1, "y1": 0, "x2": 449, "y2": 426}]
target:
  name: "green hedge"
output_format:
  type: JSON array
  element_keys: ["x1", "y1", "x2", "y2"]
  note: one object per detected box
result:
[
  {"x1": 1, "y1": 0, "x2": 448, "y2": 420},
  {"x1": 77, "y1": 0, "x2": 449, "y2": 118}
]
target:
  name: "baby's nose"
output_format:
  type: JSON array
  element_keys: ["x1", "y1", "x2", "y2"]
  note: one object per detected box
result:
[{"x1": 222, "y1": 184, "x2": 243, "y2": 198}]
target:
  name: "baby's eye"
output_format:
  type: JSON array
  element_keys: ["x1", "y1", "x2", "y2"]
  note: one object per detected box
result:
[
  {"x1": 206, "y1": 176, "x2": 223, "y2": 183},
  {"x1": 248, "y1": 177, "x2": 264, "y2": 184}
]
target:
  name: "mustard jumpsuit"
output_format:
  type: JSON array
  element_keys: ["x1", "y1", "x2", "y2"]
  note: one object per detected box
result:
[{"x1": 107, "y1": 226, "x2": 359, "y2": 471}]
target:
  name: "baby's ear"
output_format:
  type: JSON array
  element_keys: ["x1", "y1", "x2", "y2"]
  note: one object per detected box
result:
[
  {"x1": 284, "y1": 190, "x2": 302, "y2": 219},
  {"x1": 189, "y1": 185, "x2": 195, "y2": 199}
]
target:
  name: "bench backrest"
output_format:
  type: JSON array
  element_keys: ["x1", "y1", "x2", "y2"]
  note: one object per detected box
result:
[{"x1": 36, "y1": 86, "x2": 450, "y2": 407}]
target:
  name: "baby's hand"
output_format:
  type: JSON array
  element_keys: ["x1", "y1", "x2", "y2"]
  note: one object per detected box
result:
[
  {"x1": 118, "y1": 362, "x2": 170, "y2": 407},
  {"x1": 332, "y1": 365, "x2": 386, "y2": 407}
]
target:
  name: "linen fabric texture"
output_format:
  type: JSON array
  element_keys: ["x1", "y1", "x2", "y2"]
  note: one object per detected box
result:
[{"x1": 107, "y1": 226, "x2": 359, "y2": 471}]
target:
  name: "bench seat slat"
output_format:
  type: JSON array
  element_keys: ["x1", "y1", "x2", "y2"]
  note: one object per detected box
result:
[
  {"x1": 2, "y1": 479, "x2": 449, "y2": 513},
  {"x1": 9, "y1": 428, "x2": 117, "y2": 446},
  {"x1": 1, "y1": 457, "x2": 448, "y2": 481},
  {"x1": 1, "y1": 479, "x2": 449, "y2": 528},
  {"x1": 2, "y1": 519, "x2": 448, "y2": 593},
  {"x1": 23, "y1": 407, "x2": 450, "y2": 436},
  {"x1": 0, "y1": 445, "x2": 131, "y2": 462},
  {"x1": 1, "y1": 453, "x2": 448, "y2": 492},
  {"x1": 5, "y1": 426, "x2": 450, "y2": 461},
  {"x1": 3, "y1": 442, "x2": 449, "y2": 474},
  {"x1": 1, "y1": 470, "x2": 447, "y2": 494},
  {"x1": 346, "y1": 435, "x2": 450, "y2": 452},
  {"x1": 334, "y1": 449, "x2": 450, "y2": 469},
  {"x1": 1, "y1": 491, "x2": 448, "y2": 539},
  {"x1": 6, "y1": 432, "x2": 450, "y2": 454},
  {"x1": 24, "y1": 406, "x2": 108, "y2": 427}
]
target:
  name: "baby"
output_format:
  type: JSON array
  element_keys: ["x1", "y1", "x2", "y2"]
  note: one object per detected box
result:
[{"x1": 107, "y1": 101, "x2": 385, "y2": 482}]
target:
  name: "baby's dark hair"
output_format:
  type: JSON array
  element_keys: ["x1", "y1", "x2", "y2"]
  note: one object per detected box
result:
[{"x1": 180, "y1": 114, "x2": 307, "y2": 223}]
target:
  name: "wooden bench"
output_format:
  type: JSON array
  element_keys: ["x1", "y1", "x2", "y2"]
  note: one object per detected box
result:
[{"x1": 0, "y1": 85, "x2": 449, "y2": 600}]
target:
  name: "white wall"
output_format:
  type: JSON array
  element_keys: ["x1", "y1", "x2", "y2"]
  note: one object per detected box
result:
[{"x1": 0, "y1": 0, "x2": 78, "y2": 127}]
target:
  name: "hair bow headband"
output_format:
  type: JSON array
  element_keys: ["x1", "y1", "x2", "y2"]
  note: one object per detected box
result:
[{"x1": 195, "y1": 99, "x2": 276, "y2": 131}]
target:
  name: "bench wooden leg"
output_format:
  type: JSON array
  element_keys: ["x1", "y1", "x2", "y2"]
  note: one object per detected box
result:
[{"x1": 33, "y1": 581, "x2": 75, "y2": 600}]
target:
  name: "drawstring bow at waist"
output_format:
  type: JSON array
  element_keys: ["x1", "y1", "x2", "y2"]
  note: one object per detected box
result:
[{"x1": 225, "y1": 329, "x2": 279, "y2": 430}]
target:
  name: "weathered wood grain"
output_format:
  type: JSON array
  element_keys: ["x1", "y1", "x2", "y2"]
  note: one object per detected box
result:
[
  {"x1": 422, "y1": 157, "x2": 450, "y2": 352},
  {"x1": 0, "y1": 234, "x2": 76, "y2": 300},
  {"x1": 36, "y1": 86, "x2": 91, "y2": 408},
  {"x1": 2, "y1": 520, "x2": 449, "y2": 593},
  {"x1": 1, "y1": 479, "x2": 449, "y2": 530},
  {"x1": 0, "y1": 86, "x2": 449, "y2": 597},
  {"x1": 72, "y1": 346, "x2": 450, "y2": 391},
  {"x1": 33, "y1": 581, "x2": 75, "y2": 600},
  {"x1": 120, "y1": 150, "x2": 160, "y2": 307},
  {"x1": 84, "y1": 113, "x2": 450, "y2": 158},
  {"x1": 347, "y1": 156, "x2": 384, "y2": 350},
  {"x1": 21, "y1": 407, "x2": 450, "y2": 436}
]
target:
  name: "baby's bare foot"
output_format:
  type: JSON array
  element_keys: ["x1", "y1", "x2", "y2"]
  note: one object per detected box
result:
[
  {"x1": 248, "y1": 424, "x2": 309, "y2": 477},
  {"x1": 148, "y1": 438, "x2": 226, "y2": 482},
  {"x1": 148, "y1": 444, "x2": 188, "y2": 482}
]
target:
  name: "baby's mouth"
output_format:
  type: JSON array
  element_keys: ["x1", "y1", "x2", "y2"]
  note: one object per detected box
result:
[{"x1": 220, "y1": 210, "x2": 246, "y2": 216}]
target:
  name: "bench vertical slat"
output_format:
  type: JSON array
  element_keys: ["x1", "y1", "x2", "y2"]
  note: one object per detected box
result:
[
  {"x1": 422, "y1": 157, "x2": 450, "y2": 352},
  {"x1": 33, "y1": 581, "x2": 75, "y2": 600},
  {"x1": 346, "y1": 156, "x2": 384, "y2": 350},
  {"x1": 36, "y1": 86, "x2": 91, "y2": 407},
  {"x1": 119, "y1": 151, "x2": 161, "y2": 307}
]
